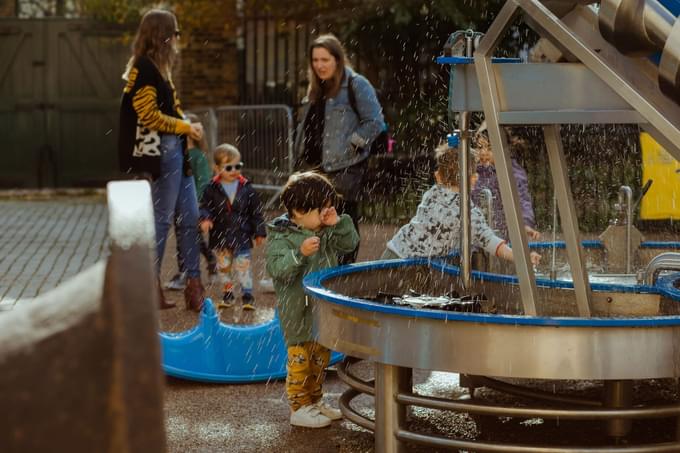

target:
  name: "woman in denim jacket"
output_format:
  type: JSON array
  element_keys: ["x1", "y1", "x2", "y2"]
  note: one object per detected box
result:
[{"x1": 294, "y1": 34, "x2": 384, "y2": 264}]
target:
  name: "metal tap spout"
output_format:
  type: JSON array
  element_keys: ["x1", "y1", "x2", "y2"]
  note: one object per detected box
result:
[{"x1": 640, "y1": 252, "x2": 680, "y2": 285}]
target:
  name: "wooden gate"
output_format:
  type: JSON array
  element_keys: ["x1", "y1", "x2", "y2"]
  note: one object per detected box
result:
[{"x1": 0, "y1": 19, "x2": 130, "y2": 188}]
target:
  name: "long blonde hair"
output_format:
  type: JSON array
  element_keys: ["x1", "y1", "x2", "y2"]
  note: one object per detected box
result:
[
  {"x1": 307, "y1": 34, "x2": 350, "y2": 102},
  {"x1": 123, "y1": 9, "x2": 179, "y2": 81}
]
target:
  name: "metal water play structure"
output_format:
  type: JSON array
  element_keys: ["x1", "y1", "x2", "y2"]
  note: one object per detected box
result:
[{"x1": 303, "y1": 0, "x2": 680, "y2": 451}]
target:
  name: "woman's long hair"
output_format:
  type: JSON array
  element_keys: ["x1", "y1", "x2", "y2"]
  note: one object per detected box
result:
[
  {"x1": 123, "y1": 9, "x2": 178, "y2": 81},
  {"x1": 307, "y1": 34, "x2": 351, "y2": 102}
]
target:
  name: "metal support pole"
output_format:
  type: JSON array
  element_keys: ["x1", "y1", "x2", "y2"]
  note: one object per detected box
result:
[
  {"x1": 458, "y1": 33, "x2": 475, "y2": 291},
  {"x1": 474, "y1": 0, "x2": 539, "y2": 315},
  {"x1": 618, "y1": 185, "x2": 633, "y2": 274},
  {"x1": 460, "y1": 113, "x2": 472, "y2": 291},
  {"x1": 375, "y1": 363, "x2": 411, "y2": 453},
  {"x1": 677, "y1": 396, "x2": 680, "y2": 444},
  {"x1": 604, "y1": 380, "x2": 633, "y2": 439},
  {"x1": 543, "y1": 125, "x2": 593, "y2": 317}
]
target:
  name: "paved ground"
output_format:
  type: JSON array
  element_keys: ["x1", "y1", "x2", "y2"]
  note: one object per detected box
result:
[
  {"x1": 3, "y1": 195, "x2": 679, "y2": 452},
  {"x1": 0, "y1": 195, "x2": 404, "y2": 452},
  {"x1": 0, "y1": 197, "x2": 108, "y2": 308}
]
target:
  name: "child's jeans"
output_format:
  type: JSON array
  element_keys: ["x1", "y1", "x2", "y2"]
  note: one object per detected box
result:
[
  {"x1": 214, "y1": 248, "x2": 252, "y2": 295},
  {"x1": 151, "y1": 134, "x2": 200, "y2": 278},
  {"x1": 175, "y1": 227, "x2": 216, "y2": 274},
  {"x1": 286, "y1": 341, "x2": 330, "y2": 410}
]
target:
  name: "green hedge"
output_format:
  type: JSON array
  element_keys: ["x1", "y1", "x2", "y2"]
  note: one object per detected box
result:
[{"x1": 358, "y1": 125, "x2": 642, "y2": 234}]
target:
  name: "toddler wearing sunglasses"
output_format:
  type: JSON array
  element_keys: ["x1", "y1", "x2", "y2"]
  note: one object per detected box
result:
[{"x1": 199, "y1": 144, "x2": 266, "y2": 310}]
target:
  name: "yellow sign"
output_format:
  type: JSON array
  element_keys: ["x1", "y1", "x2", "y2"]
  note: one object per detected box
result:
[{"x1": 640, "y1": 132, "x2": 680, "y2": 220}]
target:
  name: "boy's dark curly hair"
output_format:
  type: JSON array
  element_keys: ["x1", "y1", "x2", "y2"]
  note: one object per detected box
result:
[{"x1": 280, "y1": 171, "x2": 338, "y2": 217}]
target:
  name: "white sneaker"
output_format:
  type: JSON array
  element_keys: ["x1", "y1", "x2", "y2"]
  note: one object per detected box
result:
[
  {"x1": 315, "y1": 401, "x2": 342, "y2": 421},
  {"x1": 164, "y1": 272, "x2": 186, "y2": 290},
  {"x1": 259, "y1": 278, "x2": 275, "y2": 293},
  {"x1": 290, "y1": 405, "x2": 332, "y2": 428}
]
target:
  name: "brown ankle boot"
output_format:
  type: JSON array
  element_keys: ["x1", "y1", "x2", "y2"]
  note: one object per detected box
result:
[
  {"x1": 158, "y1": 278, "x2": 176, "y2": 309},
  {"x1": 184, "y1": 277, "x2": 205, "y2": 312}
]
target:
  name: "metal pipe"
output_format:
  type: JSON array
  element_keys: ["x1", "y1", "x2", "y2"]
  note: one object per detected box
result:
[
  {"x1": 336, "y1": 358, "x2": 375, "y2": 396},
  {"x1": 375, "y1": 363, "x2": 410, "y2": 453},
  {"x1": 339, "y1": 388, "x2": 375, "y2": 431},
  {"x1": 480, "y1": 188, "x2": 494, "y2": 230},
  {"x1": 599, "y1": 0, "x2": 674, "y2": 54},
  {"x1": 551, "y1": 194, "x2": 558, "y2": 280},
  {"x1": 618, "y1": 185, "x2": 633, "y2": 273},
  {"x1": 473, "y1": 375, "x2": 602, "y2": 407},
  {"x1": 396, "y1": 428, "x2": 680, "y2": 452},
  {"x1": 336, "y1": 359, "x2": 680, "y2": 451},
  {"x1": 459, "y1": 33, "x2": 475, "y2": 292},
  {"x1": 642, "y1": 252, "x2": 680, "y2": 285},
  {"x1": 604, "y1": 380, "x2": 634, "y2": 439},
  {"x1": 466, "y1": 31, "x2": 474, "y2": 57},
  {"x1": 460, "y1": 118, "x2": 472, "y2": 291},
  {"x1": 644, "y1": 0, "x2": 675, "y2": 49},
  {"x1": 339, "y1": 384, "x2": 680, "y2": 452},
  {"x1": 396, "y1": 391, "x2": 680, "y2": 419}
]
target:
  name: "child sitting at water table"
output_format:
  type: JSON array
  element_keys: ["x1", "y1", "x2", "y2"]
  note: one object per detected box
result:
[
  {"x1": 471, "y1": 127, "x2": 540, "y2": 241},
  {"x1": 382, "y1": 142, "x2": 541, "y2": 265},
  {"x1": 265, "y1": 171, "x2": 359, "y2": 428}
]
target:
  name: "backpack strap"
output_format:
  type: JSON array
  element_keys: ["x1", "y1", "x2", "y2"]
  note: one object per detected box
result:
[{"x1": 347, "y1": 73, "x2": 360, "y2": 119}]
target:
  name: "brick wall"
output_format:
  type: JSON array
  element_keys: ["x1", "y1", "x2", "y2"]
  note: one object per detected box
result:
[
  {"x1": 177, "y1": 26, "x2": 239, "y2": 108},
  {"x1": 0, "y1": 0, "x2": 16, "y2": 17}
]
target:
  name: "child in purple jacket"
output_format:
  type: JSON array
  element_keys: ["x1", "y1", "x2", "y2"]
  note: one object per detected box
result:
[{"x1": 471, "y1": 132, "x2": 541, "y2": 241}]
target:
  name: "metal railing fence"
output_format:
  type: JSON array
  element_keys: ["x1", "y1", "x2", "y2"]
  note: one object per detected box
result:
[
  {"x1": 214, "y1": 105, "x2": 294, "y2": 184},
  {"x1": 187, "y1": 105, "x2": 294, "y2": 209}
]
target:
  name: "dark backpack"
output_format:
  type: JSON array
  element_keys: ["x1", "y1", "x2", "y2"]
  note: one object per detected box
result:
[{"x1": 347, "y1": 74, "x2": 390, "y2": 155}]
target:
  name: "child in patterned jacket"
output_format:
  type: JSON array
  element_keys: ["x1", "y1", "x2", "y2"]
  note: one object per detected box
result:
[{"x1": 382, "y1": 143, "x2": 541, "y2": 265}]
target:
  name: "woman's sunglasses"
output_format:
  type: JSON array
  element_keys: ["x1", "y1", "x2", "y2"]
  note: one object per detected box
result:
[
  {"x1": 222, "y1": 162, "x2": 244, "y2": 172},
  {"x1": 174, "y1": 30, "x2": 181, "y2": 38}
]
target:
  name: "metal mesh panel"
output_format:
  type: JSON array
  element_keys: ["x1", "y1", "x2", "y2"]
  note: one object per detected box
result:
[
  {"x1": 186, "y1": 107, "x2": 218, "y2": 155},
  {"x1": 214, "y1": 105, "x2": 293, "y2": 185}
]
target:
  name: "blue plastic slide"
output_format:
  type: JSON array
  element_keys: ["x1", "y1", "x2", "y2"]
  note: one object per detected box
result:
[{"x1": 160, "y1": 300, "x2": 343, "y2": 383}]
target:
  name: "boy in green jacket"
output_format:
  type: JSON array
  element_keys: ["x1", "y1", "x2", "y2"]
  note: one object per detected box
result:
[{"x1": 266, "y1": 171, "x2": 359, "y2": 428}]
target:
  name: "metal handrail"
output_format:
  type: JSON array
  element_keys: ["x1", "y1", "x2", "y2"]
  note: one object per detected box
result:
[
  {"x1": 336, "y1": 357, "x2": 680, "y2": 452},
  {"x1": 396, "y1": 429, "x2": 680, "y2": 453},
  {"x1": 336, "y1": 357, "x2": 375, "y2": 396}
]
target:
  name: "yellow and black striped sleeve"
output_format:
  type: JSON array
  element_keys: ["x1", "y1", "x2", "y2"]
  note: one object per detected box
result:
[
  {"x1": 169, "y1": 80, "x2": 185, "y2": 119},
  {"x1": 132, "y1": 86, "x2": 191, "y2": 135}
]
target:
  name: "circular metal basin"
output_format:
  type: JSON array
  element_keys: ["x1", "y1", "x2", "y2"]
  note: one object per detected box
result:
[{"x1": 304, "y1": 259, "x2": 680, "y2": 380}]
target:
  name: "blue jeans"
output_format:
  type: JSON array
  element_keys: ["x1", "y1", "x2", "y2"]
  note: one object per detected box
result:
[{"x1": 152, "y1": 135, "x2": 200, "y2": 278}]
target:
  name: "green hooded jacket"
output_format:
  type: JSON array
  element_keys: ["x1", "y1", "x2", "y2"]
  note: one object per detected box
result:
[{"x1": 265, "y1": 213, "x2": 359, "y2": 346}]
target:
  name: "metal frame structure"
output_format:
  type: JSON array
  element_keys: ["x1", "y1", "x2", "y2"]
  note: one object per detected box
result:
[
  {"x1": 338, "y1": 358, "x2": 680, "y2": 453},
  {"x1": 304, "y1": 259, "x2": 680, "y2": 452},
  {"x1": 302, "y1": 0, "x2": 680, "y2": 451},
  {"x1": 473, "y1": 0, "x2": 680, "y2": 319}
]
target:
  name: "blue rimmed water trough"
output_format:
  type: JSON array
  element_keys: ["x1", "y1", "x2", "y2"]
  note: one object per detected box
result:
[{"x1": 304, "y1": 258, "x2": 680, "y2": 452}]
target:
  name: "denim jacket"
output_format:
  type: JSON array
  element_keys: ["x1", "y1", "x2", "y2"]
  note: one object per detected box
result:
[{"x1": 294, "y1": 68, "x2": 384, "y2": 173}]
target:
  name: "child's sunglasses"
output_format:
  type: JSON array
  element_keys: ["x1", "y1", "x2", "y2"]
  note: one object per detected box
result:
[{"x1": 222, "y1": 162, "x2": 244, "y2": 172}]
